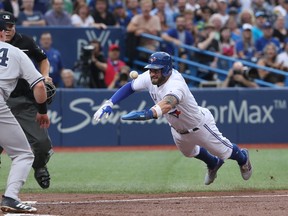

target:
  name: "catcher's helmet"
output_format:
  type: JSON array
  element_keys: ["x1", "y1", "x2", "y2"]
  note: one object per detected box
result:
[{"x1": 144, "y1": 52, "x2": 172, "y2": 77}]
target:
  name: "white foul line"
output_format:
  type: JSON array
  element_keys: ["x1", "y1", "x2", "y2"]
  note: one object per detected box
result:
[{"x1": 34, "y1": 194, "x2": 288, "y2": 205}]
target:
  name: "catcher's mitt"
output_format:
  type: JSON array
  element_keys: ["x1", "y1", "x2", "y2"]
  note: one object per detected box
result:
[{"x1": 45, "y1": 82, "x2": 56, "y2": 104}]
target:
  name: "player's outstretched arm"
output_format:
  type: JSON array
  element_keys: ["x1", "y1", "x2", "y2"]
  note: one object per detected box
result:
[
  {"x1": 122, "y1": 95, "x2": 178, "y2": 121},
  {"x1": 93, "y1": 82, "x2": 135, "y2": 122}
]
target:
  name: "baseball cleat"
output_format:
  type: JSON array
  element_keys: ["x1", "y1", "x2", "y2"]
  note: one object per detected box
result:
[
  {"x1": 34, "y1": 167, "x2": 51, "y2": 189},
  {"x1": 240, "y1": 149, "x2": 252, "y2": 180},
  {"x1": 204, "y1": 158, "x2": 224, "y2": 185},
  {"x1": 0, "y1": 196, "x2": 37, "y2": 213}
]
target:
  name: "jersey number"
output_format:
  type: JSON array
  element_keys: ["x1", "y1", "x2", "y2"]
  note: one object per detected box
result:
[{"x1": 0, "y1": 48, "x2": 9, "y2": 67}]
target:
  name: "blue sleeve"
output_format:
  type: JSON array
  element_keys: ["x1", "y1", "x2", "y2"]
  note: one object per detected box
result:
[{"x1": 110, "y1": 82, "x2": 135, "y2": 104}]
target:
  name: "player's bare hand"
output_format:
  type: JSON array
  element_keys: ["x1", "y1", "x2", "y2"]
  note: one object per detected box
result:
[
  {"x1": 44, "y1": 76, "x2": 53, "y2": 83},
  {"x1": 36, "y1": 113, "x2": 50, "y2": 128}
]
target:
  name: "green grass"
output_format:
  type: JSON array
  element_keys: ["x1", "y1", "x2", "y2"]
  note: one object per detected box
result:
[{"x1": 0, "y1": 148, "x2": 287, "y2": 194}]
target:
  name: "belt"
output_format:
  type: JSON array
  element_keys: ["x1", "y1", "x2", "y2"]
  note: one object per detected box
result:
[{"x1": 171, "y1": 126, "x2": 199, "y2": 134}]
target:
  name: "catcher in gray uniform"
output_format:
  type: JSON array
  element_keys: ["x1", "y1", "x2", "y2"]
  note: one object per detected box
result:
[{"x1": 0, "y1": 20, "x2": 49, "y2": 214}]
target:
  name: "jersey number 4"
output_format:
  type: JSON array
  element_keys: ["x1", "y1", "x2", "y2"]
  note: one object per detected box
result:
[{"x1": 0, "y1": 48, "x2": 9, "y2": 67}]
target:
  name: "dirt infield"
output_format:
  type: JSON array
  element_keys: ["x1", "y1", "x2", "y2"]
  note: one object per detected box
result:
[
  {"x1": 2, "y1": 145, "x2": 287, "y2": 216},
  {"x1": 10, "y1": 190, "x2": 287, "y2": 216}
]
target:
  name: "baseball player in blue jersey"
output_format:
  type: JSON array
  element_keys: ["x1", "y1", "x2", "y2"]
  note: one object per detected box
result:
[
  {"x1": 93, "y1": 52, "x2": 252, "y2": 185},
  {"x1": 0, "y1": 20, "x2": 49, "y2": 213}
]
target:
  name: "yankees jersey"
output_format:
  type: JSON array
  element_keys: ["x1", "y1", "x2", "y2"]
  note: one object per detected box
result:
[
  {"x1": 131, "y1": 69, "x2": 204, "y2": 131},
  {"x1": 0, "y1": 41, "x2": 44, "y2": 101}
]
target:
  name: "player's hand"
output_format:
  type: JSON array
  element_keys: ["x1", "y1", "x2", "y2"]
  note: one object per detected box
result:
[
  {"x1": 93, "y1": 100, "x2": 113, "y2": 122},
  {"x1": 44, "y1": 76, "x2": 53, "y2": 83},
  {"x1": 121, "y1": 110, "x2": 154, "y2": 121},
  {"x1": 36, "y1": 113, "x2": 50, "y2": 128}
]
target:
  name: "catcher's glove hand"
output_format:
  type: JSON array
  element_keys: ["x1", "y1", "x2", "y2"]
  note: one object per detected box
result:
[{"x1": 45, "y1": 82, "x2": 56, "y2": 104}]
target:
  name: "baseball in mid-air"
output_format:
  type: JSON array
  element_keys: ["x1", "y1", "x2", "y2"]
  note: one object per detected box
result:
[{"x1": 129, "y1": 70, "x2": 139, "y2": 79}]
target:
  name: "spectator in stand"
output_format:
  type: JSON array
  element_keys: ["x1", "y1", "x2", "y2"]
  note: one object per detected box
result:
[
  {"x1": 276, "y1": 37, "x2": 288, "y2": 70},
  {"x1": 104, "y1": 44, "x2": 126, "y2": 87},
  {"x1": 255, "y1": 21, "x2": 281, "y2": 57},
  {"x1": 195, "y1": 22, "x2": 220, "y2": 81},
  {"x1": 273, "y1": 0, "x2": 287, "y2": 17},
  {"x1": 2, "y1": 0, "x2": 21, "y2": 18},
  {"x1": 215, "y1": 0, "x2": 229, "y2": 25},
  {"x1": 161, "y1": 15, "x2": 194, "y2": 68},
  {"x1": 273, "y1": 15, "x2": 288, "y2": 49},
  {"x1": 108, "y1": 65, "x2": 131, "y2": 89},
  {"x1": 39, "y1": 32, "x2": 63, "y2": 87},
  {"x1": 150, "y1": 0, "x2": 174, "y2": 29},
  {"x1": 60, "y1": 69, "x2": 77, "y2": 88},
  {"x1": 161, "y1": 15, "x2": 194, "y2": 73},
  {"x1": 34, "y1": 0, "x2": 50, "y2": 14},
  {"x1": 89, "y1": 39, "x2": 107, "y2": 88},
  {"x1": 72, "y1": 0, "x2": 87, "y2": 13},
  {"x1": 90, "y1": 0, "x2": 117, "y2": 27},
  {"x1": 257, "y1": 43, "x2": 286, "y2": 86},
  {"x1": 16, "y1": 0, "x2": 46, "y2": 26},
  {"x1": 112, "y1": 2, "x2": 131, "y2": 28},
  {"x1": 173, "y1": 0, "x2": 187, "y2": 19},
  {"x1": 251, "y1": 0, "x2": 274, "y2": 21},
  {"x1": 218, "y1": 26, "x2": 237, "y2": 70},
  {"x1": 252, "y1": 11, "x2": 267, "y2": 42},
  {"x1": 195, "y1": 6, "x2": 214, "y2": 32},
  {"x1": 235, "y1": 23, "x2": 258, "y2": 62},
  {"x1": 222, "y1": 61, "x2": 259, "y2": 88},
  {"x1": 71, "y1": 3, "x2": 105, "y2": 28},
  {"x1": 126, "y1": 0, "x2": 142, "y2": 19},
  {"x1": 126, "y1": 0, "x2": 161, "y2": 61},
  {"x1": 165, "y1": 0, "x2": 178, "y2": 28},
  {"x1": 44, "y1": 0, "x2": 72, "y2": 26},
  {"x1": 238, "y1": 8, "x2": 255, "y2": 27},
  {"x1": 208, "y1": 13, "x2": 224, "y2": 40},
  {"x1": 225, "y1": 16, "x2": 241, "y2": 42}
]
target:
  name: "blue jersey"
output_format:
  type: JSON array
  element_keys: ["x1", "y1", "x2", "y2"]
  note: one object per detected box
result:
[{"x1": 44, "y1": 47, "x2": 63, "y2": 86}]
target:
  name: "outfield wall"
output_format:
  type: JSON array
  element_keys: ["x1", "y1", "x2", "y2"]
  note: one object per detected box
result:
[{"x1": 48, "y1": 88, "x2": 288, "y2": 147}]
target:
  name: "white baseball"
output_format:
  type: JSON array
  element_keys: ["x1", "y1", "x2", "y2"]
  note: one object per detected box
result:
[{"x1": 129, "y1": 70, "x2": 139, "y2": 79}]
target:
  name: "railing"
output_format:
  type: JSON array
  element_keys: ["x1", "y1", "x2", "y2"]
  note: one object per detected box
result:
[{"x1": 131, "y1": 33, "x2": 288, "y2": 88}]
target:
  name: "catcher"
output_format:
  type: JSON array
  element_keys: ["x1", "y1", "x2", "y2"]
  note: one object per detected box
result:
[{"x1": 0, "y1": 11, "x2": 55, "y2": 189}]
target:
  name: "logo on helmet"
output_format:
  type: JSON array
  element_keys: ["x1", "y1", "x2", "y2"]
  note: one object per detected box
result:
[{"x1": 150, "y1": 56, "x2": 157, "y2": 63}]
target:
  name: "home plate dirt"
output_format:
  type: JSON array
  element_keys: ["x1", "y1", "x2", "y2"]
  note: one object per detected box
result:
[{"x1": 5, "y1": 190, "x2": 287, "y2": 216}]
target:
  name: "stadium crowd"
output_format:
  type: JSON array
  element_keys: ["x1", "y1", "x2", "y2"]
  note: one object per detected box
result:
[{"x1": 0, "y1": 0, "x2": 288, "y2": 87}]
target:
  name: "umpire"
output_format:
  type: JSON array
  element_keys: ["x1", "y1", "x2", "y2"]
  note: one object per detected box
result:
[{"x1": 0, "y1": 11, "x2": 53, "y2": 189}]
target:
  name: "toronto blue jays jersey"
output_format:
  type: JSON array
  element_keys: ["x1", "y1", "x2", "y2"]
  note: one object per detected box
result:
[{"x1": 131, "y1": 69, "x2": 204, "y2": 131}]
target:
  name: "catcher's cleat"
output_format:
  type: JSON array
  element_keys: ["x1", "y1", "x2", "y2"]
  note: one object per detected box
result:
[
  {"x1": 240, "y1": 149, "x2": 252, "y2": 180},
  {"x1": 34, "y1": 167, "x2": 50, "y2": 189},
  {"x1": 204, "y1": 158, "x2": 224, "y2": 185},
  {"x1": 1, "y1": 196, "x2": 37, "y2": 213}
]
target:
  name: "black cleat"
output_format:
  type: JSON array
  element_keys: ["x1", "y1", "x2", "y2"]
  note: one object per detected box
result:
[
  {"x1": 34, "y1": 167, "x2": 50, "y2": 189},
  {"x1": 1, "y1": 196, "x2": 37, "y2": 213}
]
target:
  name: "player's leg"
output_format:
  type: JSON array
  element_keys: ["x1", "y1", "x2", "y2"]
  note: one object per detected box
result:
[
  {"x1": 0, "y1": 104, "x2": 37, "y2": 213},
  {"x1": 199, "y1": 107, "x2": 252, "y2": 180},
  {"x1": 171, "y1": 128, "x2": 223, "y2": 185},
  {"x1": 7, "y1": 96, "x2": 53, "y2": 189}
]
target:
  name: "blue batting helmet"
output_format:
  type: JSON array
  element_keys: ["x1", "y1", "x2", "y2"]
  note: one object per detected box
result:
[{"x1": 144, "y1": 52, "x2": 172, "y2": 77}]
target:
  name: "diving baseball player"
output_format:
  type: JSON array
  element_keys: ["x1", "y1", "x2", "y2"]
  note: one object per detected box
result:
[
  {"x1": 0, "y1": 20, "x2": 49, "y2": 213},
  {"x1": 94, "y1": 52, "x2": 252, "y2": 185}
]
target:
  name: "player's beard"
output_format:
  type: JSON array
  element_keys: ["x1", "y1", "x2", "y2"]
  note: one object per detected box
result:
[{"x1": 151, "y1": 75, "x2": 166, "y2": 86}]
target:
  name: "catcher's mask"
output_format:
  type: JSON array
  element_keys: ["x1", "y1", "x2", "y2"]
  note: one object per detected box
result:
[
  {"x1": 45, "y1": 82, "x2": 56, "y2": 104},
  {"x1": 144, "y1": 52, "x2": 173, "y2": 77}
]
